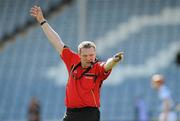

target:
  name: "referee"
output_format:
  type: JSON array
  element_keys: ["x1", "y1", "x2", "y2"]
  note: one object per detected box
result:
[{"x1": 30, "y1": 6, "x2": 123, "y2": 121}]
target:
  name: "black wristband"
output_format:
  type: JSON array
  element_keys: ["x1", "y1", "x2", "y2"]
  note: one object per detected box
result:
[
  {"x1": 113, "y1": 55, "x2": 121, "y2": 62},
  {"x1": 40, "y1": 20, "x2": 47, "y2": 26}
]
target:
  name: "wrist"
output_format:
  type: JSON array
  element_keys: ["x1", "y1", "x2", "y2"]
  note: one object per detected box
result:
[{"x1": 40, "y1": 20, "x2": 47, "y2": 26}]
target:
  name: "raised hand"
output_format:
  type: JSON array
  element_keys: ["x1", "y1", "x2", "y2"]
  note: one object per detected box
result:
[{"x1": 30, "y1": 5, "x2": 45, "y2": 23}]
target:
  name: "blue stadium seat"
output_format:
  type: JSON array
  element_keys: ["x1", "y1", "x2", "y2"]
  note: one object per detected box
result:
[{"x1": 0, "y1": 0, "x2": 180, "y2": 120}]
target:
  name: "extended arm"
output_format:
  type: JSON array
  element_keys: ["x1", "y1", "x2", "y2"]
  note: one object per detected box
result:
[
  {"x1": 104, "y1": 52, "x2": 124, "y2": 72},
  {"x1": 30, "y1": 6, "x2": 64, "y2": 55}
]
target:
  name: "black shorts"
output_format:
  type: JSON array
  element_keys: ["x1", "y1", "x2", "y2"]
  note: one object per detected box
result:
[{"x1": 62, "y1": 107, "x2": 100, "y2": 121}]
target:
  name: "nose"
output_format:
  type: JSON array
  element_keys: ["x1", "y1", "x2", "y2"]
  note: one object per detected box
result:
[
  {"x1": 86, "y1": 56, "x2": 93, "y2": 62},
  {"x1": 86, "y1": 56, "x2": 91, "y2": 61}
]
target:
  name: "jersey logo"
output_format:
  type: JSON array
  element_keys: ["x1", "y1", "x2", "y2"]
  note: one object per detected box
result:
[{"x1": 85, "y1": 76, "x2": 94, "y2": 79}]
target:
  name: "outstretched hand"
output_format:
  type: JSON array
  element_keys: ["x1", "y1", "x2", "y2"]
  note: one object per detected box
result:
[
  {"x1": 113, "y1": 52, "x2": 124, "y2": 62},
  {"x1": 30, "y1": 5, "x2": 45, "y2": 23}
]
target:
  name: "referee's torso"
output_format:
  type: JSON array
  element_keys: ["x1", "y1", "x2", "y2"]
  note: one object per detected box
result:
[{"x1": 61, "y1": 47, "x2": 111, "y2": 108}]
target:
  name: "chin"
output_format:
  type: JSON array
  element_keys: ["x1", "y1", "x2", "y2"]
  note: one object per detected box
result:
[
  {"x1": 84, "y1": 64, "x2": 91, "y2": 68},
  {"x1": 86, "y1": 64, "x2": 91, "y2": 67}
]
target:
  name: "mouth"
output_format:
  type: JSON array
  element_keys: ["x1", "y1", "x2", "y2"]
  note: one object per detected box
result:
[
  {"x1": 82, "y1": 62, "x2": 91, "y2": 68},
  {"x1": 82, "y1": 61, "x2": 94, "y2": 68},
  {"x1": 85, "y1": 62, "x2": 91, "y2": 65}
]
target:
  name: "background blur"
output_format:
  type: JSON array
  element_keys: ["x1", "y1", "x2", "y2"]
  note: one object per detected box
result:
[{"x1": 0, "y1": 0, "x2": 180, "y2": 121}]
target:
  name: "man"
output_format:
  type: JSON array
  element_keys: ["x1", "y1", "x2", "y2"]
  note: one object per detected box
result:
[
  {"x1": 30, "y1": 5, "x2": 123, "y2": 121},
  {"x1": 151, "y1": 74, "x2": 177, "y2": 121},
  {"x1": 28, "y1": 97, "x2": 41, "y2": 121}
]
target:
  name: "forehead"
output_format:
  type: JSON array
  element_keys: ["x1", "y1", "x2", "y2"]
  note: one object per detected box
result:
[
  {"x1": 152, "y1": 75, "x2": 163, "y2": 82},
  {"x1": 80, "y1": 47, "x2": 96, "y2": 55}
]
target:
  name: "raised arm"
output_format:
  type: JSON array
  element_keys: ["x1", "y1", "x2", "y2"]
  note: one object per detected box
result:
[
  {"x1": 104, "y1": 52, "x2": 124, "y2": 72},
  {"x1": 30, "y1": 5, "x2": 64, "y2": 55}
]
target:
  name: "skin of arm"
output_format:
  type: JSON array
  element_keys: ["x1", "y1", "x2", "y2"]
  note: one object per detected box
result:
[
  {"x1": 104, "y1": 52, "x2": 124, "y2": 72},
  {"x1": 30, "y1": 5, "x2": 64, "y2": 55},
  {"x1": 163, "y1": 98, "x2": 170, "y2": 121}
]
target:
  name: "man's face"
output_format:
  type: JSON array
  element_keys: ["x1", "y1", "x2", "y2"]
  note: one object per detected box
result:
[
  {"x1": 151, "y1": 75, "x2": 163, "y2": 90},
  {"x1": 151, "y1": 81, "x2": 161, "y2": 90},
  {"x1": 79, "y1": 47, "x2": 96, "y2": 68}
]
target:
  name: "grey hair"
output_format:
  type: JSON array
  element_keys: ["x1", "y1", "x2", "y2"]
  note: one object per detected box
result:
[{"x1": 78, "y1": 41, "x2": 96, "y2": 53}]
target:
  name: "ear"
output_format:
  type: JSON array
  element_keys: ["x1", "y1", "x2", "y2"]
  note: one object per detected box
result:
[{"x1": 78, "y1": 48, "x2": 81, "y2": 54}]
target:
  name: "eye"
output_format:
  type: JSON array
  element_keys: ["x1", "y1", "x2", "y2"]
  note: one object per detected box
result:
[
  {"x1": 89, "y1": 54, "x2": 94, "y2": 57},
  {"x1": 82, "y1": 55, "x2": 87, "y2": 58}
]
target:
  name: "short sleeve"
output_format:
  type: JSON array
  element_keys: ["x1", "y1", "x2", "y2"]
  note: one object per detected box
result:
[
  {"x1": 159, "y1": 86, "x2": 171, "y2": 100},
  {"x1": 60, "y1": 47, "x2": 79, "y2": 72}
]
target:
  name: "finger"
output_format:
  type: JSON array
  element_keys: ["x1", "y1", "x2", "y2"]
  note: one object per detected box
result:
[
  {"x1": 30, "y1": 8, "x2": 36, "y2": 13},
  {"x1": 33, "y1": 6, "x2": 41, "y2": 11},
  {"x1": 37, "y1": 7, "x2": 42, "y2": 13},
  {"x1": 30, "y1": 13, "x2": 36, "y2": 17},
  {"x1": 33, "y1": 5, "x2": 39, "y2": 9},
  {"x1": 116, "y1": 52, "x2": 124, "y2": 57},
  {"x1": 114, "y1": 52, "x2": 124, "y2": 60},
  {"x1": 118, "y1": 52, "x2": 124, "y2": 54},
  {"x1": 38, "y1": 6, "x2": 41, "y2": 11},
  {"x1": 30, "y1": 10, "x2": 37, "y2": 15},
  {"x1": 30, "y1": 8, "x2": 38, "y2": 14},
  {"x1": 31, "y1": 6, "x2": 39, "y2": 13},
  {"x1": 121, "y1": 54, "x2": 124, "y2": 58},
  {"x1": 30, "y1": 10, "x2": 37, "y2": 16}
]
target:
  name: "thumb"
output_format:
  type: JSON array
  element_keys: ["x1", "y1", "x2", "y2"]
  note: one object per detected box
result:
[{"x1": 112, "y1": 52, "x2": 124, "y2": 62}]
